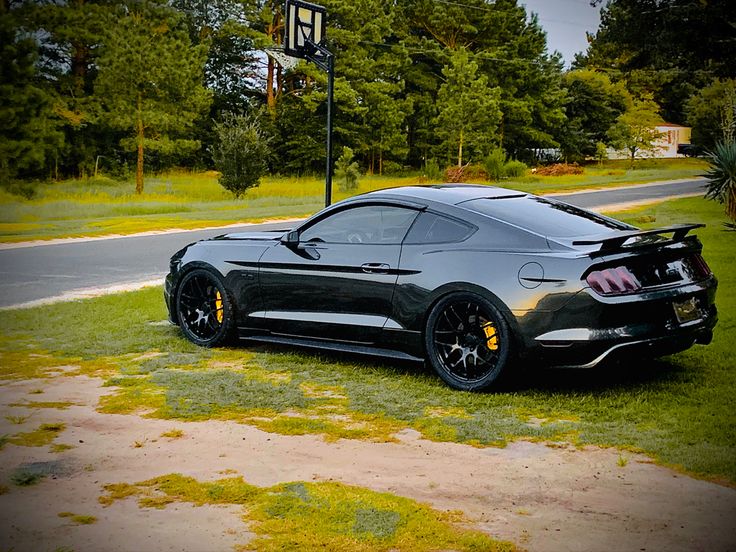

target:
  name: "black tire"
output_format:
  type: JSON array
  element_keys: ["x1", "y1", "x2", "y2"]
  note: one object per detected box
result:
[
  {"x1": 176, "y1": 268, "x2": 235, "y2": 347},
  {"x1": 424, "y1": 292, "x2": 511, "y2": 391}
]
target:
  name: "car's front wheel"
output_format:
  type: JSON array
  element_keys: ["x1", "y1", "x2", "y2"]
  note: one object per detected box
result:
[
  {"x1": 425, "y1": 292, "x2": 511, "y2": 391},
  {"x1": 176, "y1": 268, "x2": 234, "y2": 347}
]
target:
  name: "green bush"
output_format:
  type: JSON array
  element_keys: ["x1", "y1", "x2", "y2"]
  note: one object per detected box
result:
[
  {"x1": 1, "y1": 180, "x2": 38, "y2": 199},
  {"x1": 484, "y1": 148, "x2": 506, "y2": 181},
  {"x1": 424, "y1": 158, "x2": 443, "y2": 182},
  {"x1": 503, "y1": 160, "x2": 527, "y2": 178},
  {"x1": 211, "y1": 112, "x2": 271, "y2": 198},
  {"x1": 335, "y1": 147, "x2": 360, "y2": 191}
]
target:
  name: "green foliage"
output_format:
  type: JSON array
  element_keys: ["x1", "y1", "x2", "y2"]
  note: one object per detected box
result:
[
  {"x1": 559, "y1": 69, "x2": 631, "y2": 161},
  {"x1": 503, "y1": 160, "x2": 527, "y2": 178},
  {"x1": 484, "y1": 148, "x2": 507, "y2": 182},
  {"x1": 607, "y1": 96, "x2": 665, "y2": 163},
  {"x1": 424, "y1": 159, "x2": 443, "y2": 182},
  {"x1": 11, "y1": 469, "x2": 45, "y2": 487},
  {"x1": 212, "y1": 112, "x2": 271, "y2": 198},
  {"x1": 94, "y1": 2, "x2": 211, "y2": 193},
  {"x1": 595, "y1": 141, "x2": 609, "y2": 165},
  {"x1": 335, "y1": 147, "x2": 360, "y2": 192},
  {"x1": 704, "y1": 141, "x2": 736, "y2": 222},
  {"x1": 435, "y1": 49, "x2": 502, "y2": 167},
  {"x1": 577, "y1": 0, "x2": 735, "y2": 124},
  {"x1": 686, "y1": 79, "x2": 736, "y2": 149},
  {"x1": 0, "y1": 6, "x2": 64, "y2": 182}
]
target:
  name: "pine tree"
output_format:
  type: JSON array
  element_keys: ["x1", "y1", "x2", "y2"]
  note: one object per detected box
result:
[
  {"x1": 434, "y1": 49, "x2": 501, "y2": 167},
  {"x1": 94, "y1": 2, "x2": 211, "y2": 193},
  {"x1": 0, "y1": 4, "x2": 63, "y2": 181}
]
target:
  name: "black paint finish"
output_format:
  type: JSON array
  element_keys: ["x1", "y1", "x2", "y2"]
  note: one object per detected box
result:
[{"x1": 165, "y1": 185, "x2": 718, "y2": 386}]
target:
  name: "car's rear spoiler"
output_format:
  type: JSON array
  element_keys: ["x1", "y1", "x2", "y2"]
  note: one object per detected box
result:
[{"x1": 572, "y1": 223, "x2": 704, "y2": 254}]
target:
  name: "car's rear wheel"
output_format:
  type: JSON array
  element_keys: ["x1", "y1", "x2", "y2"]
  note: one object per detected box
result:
[
  {"x1": 425, "y1": 292, "x2": 511, "y2": 391},
  {"x1": 176, "y1": 268, "x2": 234, "y2": 347}
]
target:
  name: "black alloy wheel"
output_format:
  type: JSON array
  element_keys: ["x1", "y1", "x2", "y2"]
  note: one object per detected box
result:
[
  {"x1": 425, "y1": 292, "x2": 511, "y2": 391},
  {"x1": 176, "y1": 269, "x2": 233, "y2": 347}
]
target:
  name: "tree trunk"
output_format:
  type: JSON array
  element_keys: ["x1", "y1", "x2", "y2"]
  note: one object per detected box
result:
[
  {"x1": 70, "y1": 0, "x2": 86, "y2": 95},
  {"x1": 727, "y1": 187, "x2": 736, "y2": 222},
  {"x1": 136, "y1": 95, "x2": 144, "y2": 194},
  {"x1": 379, "y1": 149, "x2": 383, "y2": 176},
  {"x1": 458, "y1": 129, "x2": 464, "y2": 168},
  {"x1": 266, "y1": 56, "x2": 276, "y2": 114}
]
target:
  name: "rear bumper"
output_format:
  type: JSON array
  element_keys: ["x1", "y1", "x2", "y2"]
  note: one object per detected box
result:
[{"x1": 529, "y1": 283, "x2": 718, "y2": 368}]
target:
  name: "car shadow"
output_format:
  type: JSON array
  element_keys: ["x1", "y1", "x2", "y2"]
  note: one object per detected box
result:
[
  {"x1": 501, "y1": 357, "x2": 689, "y2": 395},
  {"x1": 240, "y1": 341, "x2": 427, "y2": 379},
  {"x1": 239, "y1": 341, "x2": 687, "y2": 395}
]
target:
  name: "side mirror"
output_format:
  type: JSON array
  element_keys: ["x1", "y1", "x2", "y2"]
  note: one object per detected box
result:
[{"x1": 281, "y1": 230, "x2": 299, "y2": 245}]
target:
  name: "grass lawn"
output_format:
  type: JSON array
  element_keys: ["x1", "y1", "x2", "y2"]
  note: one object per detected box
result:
[
  {"x1": 1, "y1": 196, "x2": 733, "y2": 483},
  {"x1": 0, "y1": 158, "x2": 706, "y2": 243}
]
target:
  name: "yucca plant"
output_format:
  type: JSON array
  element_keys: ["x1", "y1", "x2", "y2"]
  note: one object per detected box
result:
[{"x1": 704, "y1": 140, "x2": 736, "y2": 224}]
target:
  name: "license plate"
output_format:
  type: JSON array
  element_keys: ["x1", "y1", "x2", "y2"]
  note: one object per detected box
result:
[{"x1": 673, "y1": 297, "x2": 701, "y2": 324}]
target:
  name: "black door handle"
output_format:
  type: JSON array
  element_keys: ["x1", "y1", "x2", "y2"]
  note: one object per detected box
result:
[{"x1": 361, "y1": 263, "x2": 390, "y2": 274}]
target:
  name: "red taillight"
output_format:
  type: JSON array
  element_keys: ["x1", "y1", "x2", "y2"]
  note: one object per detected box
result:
[
  {"x1": 690, "y1": 254, "x2": 712, "y2": 279},
  {"x1": 586, "y1": 266, "x2": 642, "y2": 295}
]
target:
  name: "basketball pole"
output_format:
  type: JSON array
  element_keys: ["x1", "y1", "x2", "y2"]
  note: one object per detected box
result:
[
  {"x1": 304, "y1": 38, "x2": 334, "y2": 207},
  {"x1": 325, "y1": 53, "x2": 334, "y2": 207}
]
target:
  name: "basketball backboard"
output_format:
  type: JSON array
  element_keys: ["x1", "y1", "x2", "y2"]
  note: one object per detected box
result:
[{"x1": 284, "y1": 0, "x2": 327, "y2": 58}]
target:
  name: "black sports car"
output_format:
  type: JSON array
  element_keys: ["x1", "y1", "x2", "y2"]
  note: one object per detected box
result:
[{"x1": 165, "y1": 185, "x2": 717, "y2": 391}]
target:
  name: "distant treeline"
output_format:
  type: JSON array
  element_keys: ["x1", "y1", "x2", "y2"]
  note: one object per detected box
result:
[{"x1": 1, "y1": 0, "x2": 734, "y2": 187}]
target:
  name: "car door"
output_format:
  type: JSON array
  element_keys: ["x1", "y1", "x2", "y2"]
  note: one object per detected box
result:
[{"x1": 257, "y1": 203, "x2": 420, "y2": 344}]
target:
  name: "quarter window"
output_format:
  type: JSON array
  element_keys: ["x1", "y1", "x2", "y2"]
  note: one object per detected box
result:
[
  {"x1": 299, "y1": 205, "x2": 418, "y2": 244},
  {"x1": 404, "y1": 212, "x2": 475, "y2": 244}
]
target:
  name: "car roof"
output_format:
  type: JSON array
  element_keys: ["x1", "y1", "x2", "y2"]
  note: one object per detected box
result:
[{"x1": 357, "y1": 184, "x2": 527, "y2": 206}]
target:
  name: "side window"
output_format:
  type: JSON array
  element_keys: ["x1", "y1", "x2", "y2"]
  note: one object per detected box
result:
[
  {"x1": 404, "y1": 212, "x2": 475, "y2": 244},
  {"x1": 299, "y1": 205, "x2": 418, "y2": 244}
]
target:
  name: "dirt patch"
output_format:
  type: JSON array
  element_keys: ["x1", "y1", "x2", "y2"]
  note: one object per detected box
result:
[{"x1": 1, "y1": 375, "x2": 735, "y2": 551}]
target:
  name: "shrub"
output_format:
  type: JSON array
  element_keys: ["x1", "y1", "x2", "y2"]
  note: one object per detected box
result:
[
  {"x1": 211, "y1": 112, "x2": 271, "y2": 198},
  {"x1": 484, "y1": 148, "x2": 506, "y2": 181},
  {"x1": 424, "y1": 158, "x2": 443, "y2": 181},
  {"x1": 704, "y1": 140, "x2": 736, "y2": 222},
  {"x1": 2, "y1": 180, "x2": 38, "y2": 199},
  {"x1": 503, "y1": 160, "x2": 527, "y2": 178},
  {"x1": 335, "y1": 147, "x2": 360, "y2": 191}
]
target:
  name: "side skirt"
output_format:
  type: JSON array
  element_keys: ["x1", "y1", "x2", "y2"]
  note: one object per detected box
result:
[{"x1": 238, "y1": 334, "x2": 424, "y2": 363}]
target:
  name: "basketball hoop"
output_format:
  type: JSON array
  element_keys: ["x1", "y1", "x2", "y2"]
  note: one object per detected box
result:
[
  {"x1": 284, "y1": 0, "x2": 326, "y2": 58},
  {"x1": 283, "y1": 0, "x2": 334, "y2": 207},
  {"x1": 264, "y1": 46, "x2": 300, "y2": 71}
]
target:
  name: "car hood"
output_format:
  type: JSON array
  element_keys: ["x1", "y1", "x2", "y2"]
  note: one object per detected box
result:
[{"x1": 210, "y1": 231, "x2": 286, "y2": 241}]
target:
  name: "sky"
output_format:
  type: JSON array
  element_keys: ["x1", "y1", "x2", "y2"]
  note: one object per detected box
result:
[{"x1": 520, "y1": 0, "x2": 603, "y2": 66}]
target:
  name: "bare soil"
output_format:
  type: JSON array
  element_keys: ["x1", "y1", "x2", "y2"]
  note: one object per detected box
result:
[{"x1": 1, "y1": 374, "x2": 735, "y2": 552}]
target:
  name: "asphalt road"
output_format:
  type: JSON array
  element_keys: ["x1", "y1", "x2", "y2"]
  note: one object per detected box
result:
[{"x1": 0, "y1": 178, "x2": 707, "y2": 309}]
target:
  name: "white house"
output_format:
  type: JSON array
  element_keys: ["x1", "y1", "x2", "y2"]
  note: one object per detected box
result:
[
  {"x1": 655, "y1": 123, "x2": 692, "y2": 158},
  {"x1": 606, "y1": 122, "x2": 693, "y2": 159}
]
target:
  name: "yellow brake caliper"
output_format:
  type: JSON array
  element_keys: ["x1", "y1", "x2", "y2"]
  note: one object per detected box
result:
[
  {"x1": 215, "y1": 290, "x2": 223, "y2": 323},
  {"x1": 481, "y1": 322, "x2": 499, "y2": 351}
]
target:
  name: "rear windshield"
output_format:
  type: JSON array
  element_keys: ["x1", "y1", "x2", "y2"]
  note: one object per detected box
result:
[{"x1": 461, "y1": 196, "x2": 632, "y2": 238}]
